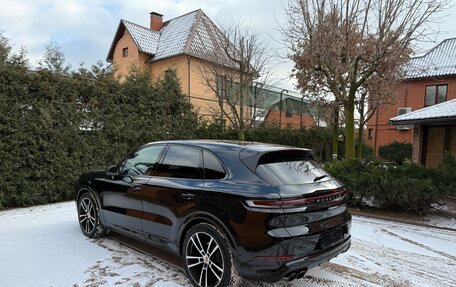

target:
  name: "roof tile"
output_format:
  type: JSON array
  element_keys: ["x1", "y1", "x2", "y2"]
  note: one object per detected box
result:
[
  {"x1": 153, "y1": 11, "x2": 198, "y2": 60},
  {"x1": 116, "y1": 9, "x2": 230, "y2": 64},
  {"x1": 122, "y1": 20, "x2": 160, "y2": 55},
  {"x1": 405, "y1": 38, "x2": 456, "y2": 79}
]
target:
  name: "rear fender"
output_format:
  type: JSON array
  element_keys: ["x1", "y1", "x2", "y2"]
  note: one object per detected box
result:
[{"x1": 178, "y1": 211, "x2": 239, "y2": 257}]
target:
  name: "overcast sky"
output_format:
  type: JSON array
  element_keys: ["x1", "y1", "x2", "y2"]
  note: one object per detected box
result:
[{"x1": 1, "y1": 0, "x2": 456, "y2": 91}]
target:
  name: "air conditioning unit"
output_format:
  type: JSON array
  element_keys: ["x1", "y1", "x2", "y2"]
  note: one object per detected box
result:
[{"x1": 397, "y1": 107, "x2": 412, "y2": 130}]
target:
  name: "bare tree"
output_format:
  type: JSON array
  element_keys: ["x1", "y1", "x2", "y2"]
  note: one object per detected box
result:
[
  {"x1": 302, "y1": 88, "x2": 342, "y2": 158},
  {"x1": 283, "y1": 0, "x2": 448, "y2": 159},
  {"x1": 198, "y1": 19, "x2": 270, "y2": 141},
  {"x1": 356, "y1": 71, "x2": 403, "y2": 158}
]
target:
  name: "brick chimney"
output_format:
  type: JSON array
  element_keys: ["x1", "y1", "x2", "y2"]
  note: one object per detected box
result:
[{"x1": 150, "y1": 12, "x2": 163, "y2": 31}]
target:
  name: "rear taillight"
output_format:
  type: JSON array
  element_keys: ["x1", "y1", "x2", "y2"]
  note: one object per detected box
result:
[
  {"x1": 245, "y1": 188, "x2": 346, "y2": 209},
  {"x1": 245, "y1": 199, "x2": 284, "y2": 209}
]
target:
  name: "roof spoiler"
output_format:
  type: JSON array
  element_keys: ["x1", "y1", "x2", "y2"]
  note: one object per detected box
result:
[{"x1": 239, "y1": 147, "x2": 313, "y2": 173}]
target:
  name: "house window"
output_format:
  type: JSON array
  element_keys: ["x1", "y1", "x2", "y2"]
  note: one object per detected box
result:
[
  {"x1": 122, "y1": 47, "x2": 128, "y2": 57},
  {"x1": 368, "y1": 128, "x2": 373, "y2": 140},
  {"x1": 425, "y1": 84, "x2": 447, "y2": 106}
]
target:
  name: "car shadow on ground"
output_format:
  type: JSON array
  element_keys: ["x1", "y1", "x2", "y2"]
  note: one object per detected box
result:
[
  {"x1": 103, "y1": 232, "x2": 290, "y2": 287},
  {"x1": 107, "y1": 231, "x2": 185, "y2": 270}
]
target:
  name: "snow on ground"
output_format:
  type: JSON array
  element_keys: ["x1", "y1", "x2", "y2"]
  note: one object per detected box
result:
[
  {"x1": 426, "y1": 201, "x2": 456, "y2": 229},
  {"x1": 1, "y1": 202, "x2": 455, "y2": 287},
  {"x1": 423, "y1": 214, "x2": 456, "y2": 229}
]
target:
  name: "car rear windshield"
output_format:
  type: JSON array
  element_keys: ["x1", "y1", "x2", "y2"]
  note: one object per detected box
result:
[{"x1": 255, "y1": 150, "x2": 329, "y2": 186}]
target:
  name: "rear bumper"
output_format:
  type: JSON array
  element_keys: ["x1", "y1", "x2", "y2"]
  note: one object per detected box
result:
[
  {"x1": 237, "y1": 235, "x2": 351, "y2": 282},
  {"x1": 225, "y1": 201, "x2": 352, "y2": 283}
]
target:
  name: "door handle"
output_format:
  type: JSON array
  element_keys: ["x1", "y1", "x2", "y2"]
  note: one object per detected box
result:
[
  {"x1": 133, "y1": 186, "x2": 142, "y2": 192},
  {"x1": 179, "y1": 193, "x2": 196, "y2": 199}
]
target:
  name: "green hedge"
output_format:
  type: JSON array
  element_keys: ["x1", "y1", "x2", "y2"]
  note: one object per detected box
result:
[
  {"x1": 4, "y1": 33, "x2": 449, "y2": 215},
  {"x1": 0, "y1": 41, "x2": 198, "y2": 209},
  {"x1": 325, "y1": 154, "x2": 456, "y2": 213},
  {"x1": 378, "y1": 141, "x2": 413, "y2": 164},
  {"x1": 197, "y1": 123, "x2": 333, "y2": 161}
]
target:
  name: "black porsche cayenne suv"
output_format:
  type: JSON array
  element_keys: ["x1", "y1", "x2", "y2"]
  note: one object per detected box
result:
[{"x1": 76, "y1": 140, "x2": 351, "y2": 286}]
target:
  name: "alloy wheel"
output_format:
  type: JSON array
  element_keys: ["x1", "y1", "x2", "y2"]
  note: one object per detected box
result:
[
  {"x1": 186, "y1": 231, "x2": 225, "y2": 287},
  {"x1": 79, "y1": 197, "x2": 96, "y2": 235}
]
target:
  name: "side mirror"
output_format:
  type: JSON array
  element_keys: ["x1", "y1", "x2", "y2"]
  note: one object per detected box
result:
[
  {"x1": 107, "y1": 165, "x2": 119, "y2": 176},
  {"x1": 122, "y1": 176, "x2": 133, "y2": 184}
]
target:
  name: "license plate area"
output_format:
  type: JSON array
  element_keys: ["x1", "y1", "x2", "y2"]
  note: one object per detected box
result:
[{"x1": 316, "y1": 226, "x2": 346, "y2": 250}]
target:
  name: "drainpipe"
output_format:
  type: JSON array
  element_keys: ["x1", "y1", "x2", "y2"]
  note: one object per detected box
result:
[{"x1": 186, "y1": 55, "x2": 191, "y2": 101}]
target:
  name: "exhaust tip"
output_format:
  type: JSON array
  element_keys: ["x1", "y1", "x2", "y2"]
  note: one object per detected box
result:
[
  {"x1": 285, "y1": 268, "x2": 307, "y2": 281},
  {"x1": 287, "y1": 273, "x2": 297, "y2": 281},
  {"x1": 297, "y1": 269, "x2": 307, "y2": 279}
]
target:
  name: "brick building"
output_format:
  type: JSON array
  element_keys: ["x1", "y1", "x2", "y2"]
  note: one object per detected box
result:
[
  {"x1": 263, "y1": 96, "x2": 316, "y2": 129},
  {"x1": 367, "y1": 38, "x2": 456, "y2": 166},
  {"x1": 107, "y1": 10, "x2": 227, "y2": 119},
  {"x1": 390, "y1": 99, "x2": 456, "y2": 167},
  {"x1": 106, "y1": 9, "x2": 316, "y2": 128}
]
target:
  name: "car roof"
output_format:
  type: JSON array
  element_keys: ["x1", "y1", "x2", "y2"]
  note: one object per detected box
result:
[
  {"x1": 140, "y1": 140, "x2": 313, "y2": 180},
  {"x1": 145, "y1": 140, "x2": 312, "y2": 170},
  {"x1": 147, "y1": 139, "x2": 310, "y2": 153}
]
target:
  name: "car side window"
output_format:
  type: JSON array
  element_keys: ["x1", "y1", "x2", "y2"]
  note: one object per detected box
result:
[
  {"x1": 156, "y1": 146, "x2": 202, "y2": 179},
  {"x1": 203, "y1": 150, "x2": 226, "y2": 179},
  {"x1": 121, "y1": 145, "x2": 164, "y2": 176}
]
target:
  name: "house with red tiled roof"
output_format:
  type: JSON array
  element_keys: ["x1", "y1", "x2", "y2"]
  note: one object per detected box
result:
[{"x1": 367, "y1": 38, "x2": 456, "y2": 167}]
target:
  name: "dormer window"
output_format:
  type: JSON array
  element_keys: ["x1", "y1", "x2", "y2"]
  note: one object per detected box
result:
[
  {"x1": 122, "y1": 47, "x2": 128, "y2": 57},
  {"x1": 425, "y1": 84, "x2": 447, "y2": 106}
]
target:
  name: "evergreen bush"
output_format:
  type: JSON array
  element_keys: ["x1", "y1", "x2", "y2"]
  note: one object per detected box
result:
[
  {"x1": 0, "y1": 34, "x2": 197, "y2": 209},
  {"x1": 326, "y1": 158, "x2": 452, "y2": 213},
  {"x1": 378, "y1": 141, "x2": 413, "y2": 164},
  {"x1": 435, "y1": 153, "x2": 456, "y2": 197}
]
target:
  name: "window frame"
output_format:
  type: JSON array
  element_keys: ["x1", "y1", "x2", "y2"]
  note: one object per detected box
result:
[
  {"x1": 118, "y1": 144, "x2": 166, "y2": 176},
  {"x1": 122, "y1": 47, "x2": 128, "y2": 57},
  {"x1": 202, "y1": 149, "x2": 228, "y2": 180},
  {"x1": 424, "y1": 84, "x2": 447, "y2": 107},
  {"x1": 255, "y1": 156, "x2": 328, "y2": 186},
  {"x1": 154, "y1": 144, "x2": 204, "y2": 180}
]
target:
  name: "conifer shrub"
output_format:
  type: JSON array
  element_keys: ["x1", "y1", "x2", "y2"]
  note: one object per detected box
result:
[
  {"x1": 378, "y1": 141, "x2": 413, "y2": 164},
  {"x1": 0, "y1": 35, "x2": 198, "y2": 209},
  {"x1": 326, "y1": 158, "x2": 453, "y2": 213}
]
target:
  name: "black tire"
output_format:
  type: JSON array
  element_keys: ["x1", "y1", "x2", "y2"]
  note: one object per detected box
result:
[
  {"x1": 183, "y1": 223, "x2": 243, "y2": 287},
  {"x1": 77, "y1": 192, "x2": 106, "y2": 238}
]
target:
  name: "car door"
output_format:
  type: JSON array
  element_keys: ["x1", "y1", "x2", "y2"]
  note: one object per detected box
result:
[
  {"x1": 101, "y1": 145, "x2": 165, "y2": 238},
  {"x1": 142, "y1": 145, "x2": 204, "y2": 250}
]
